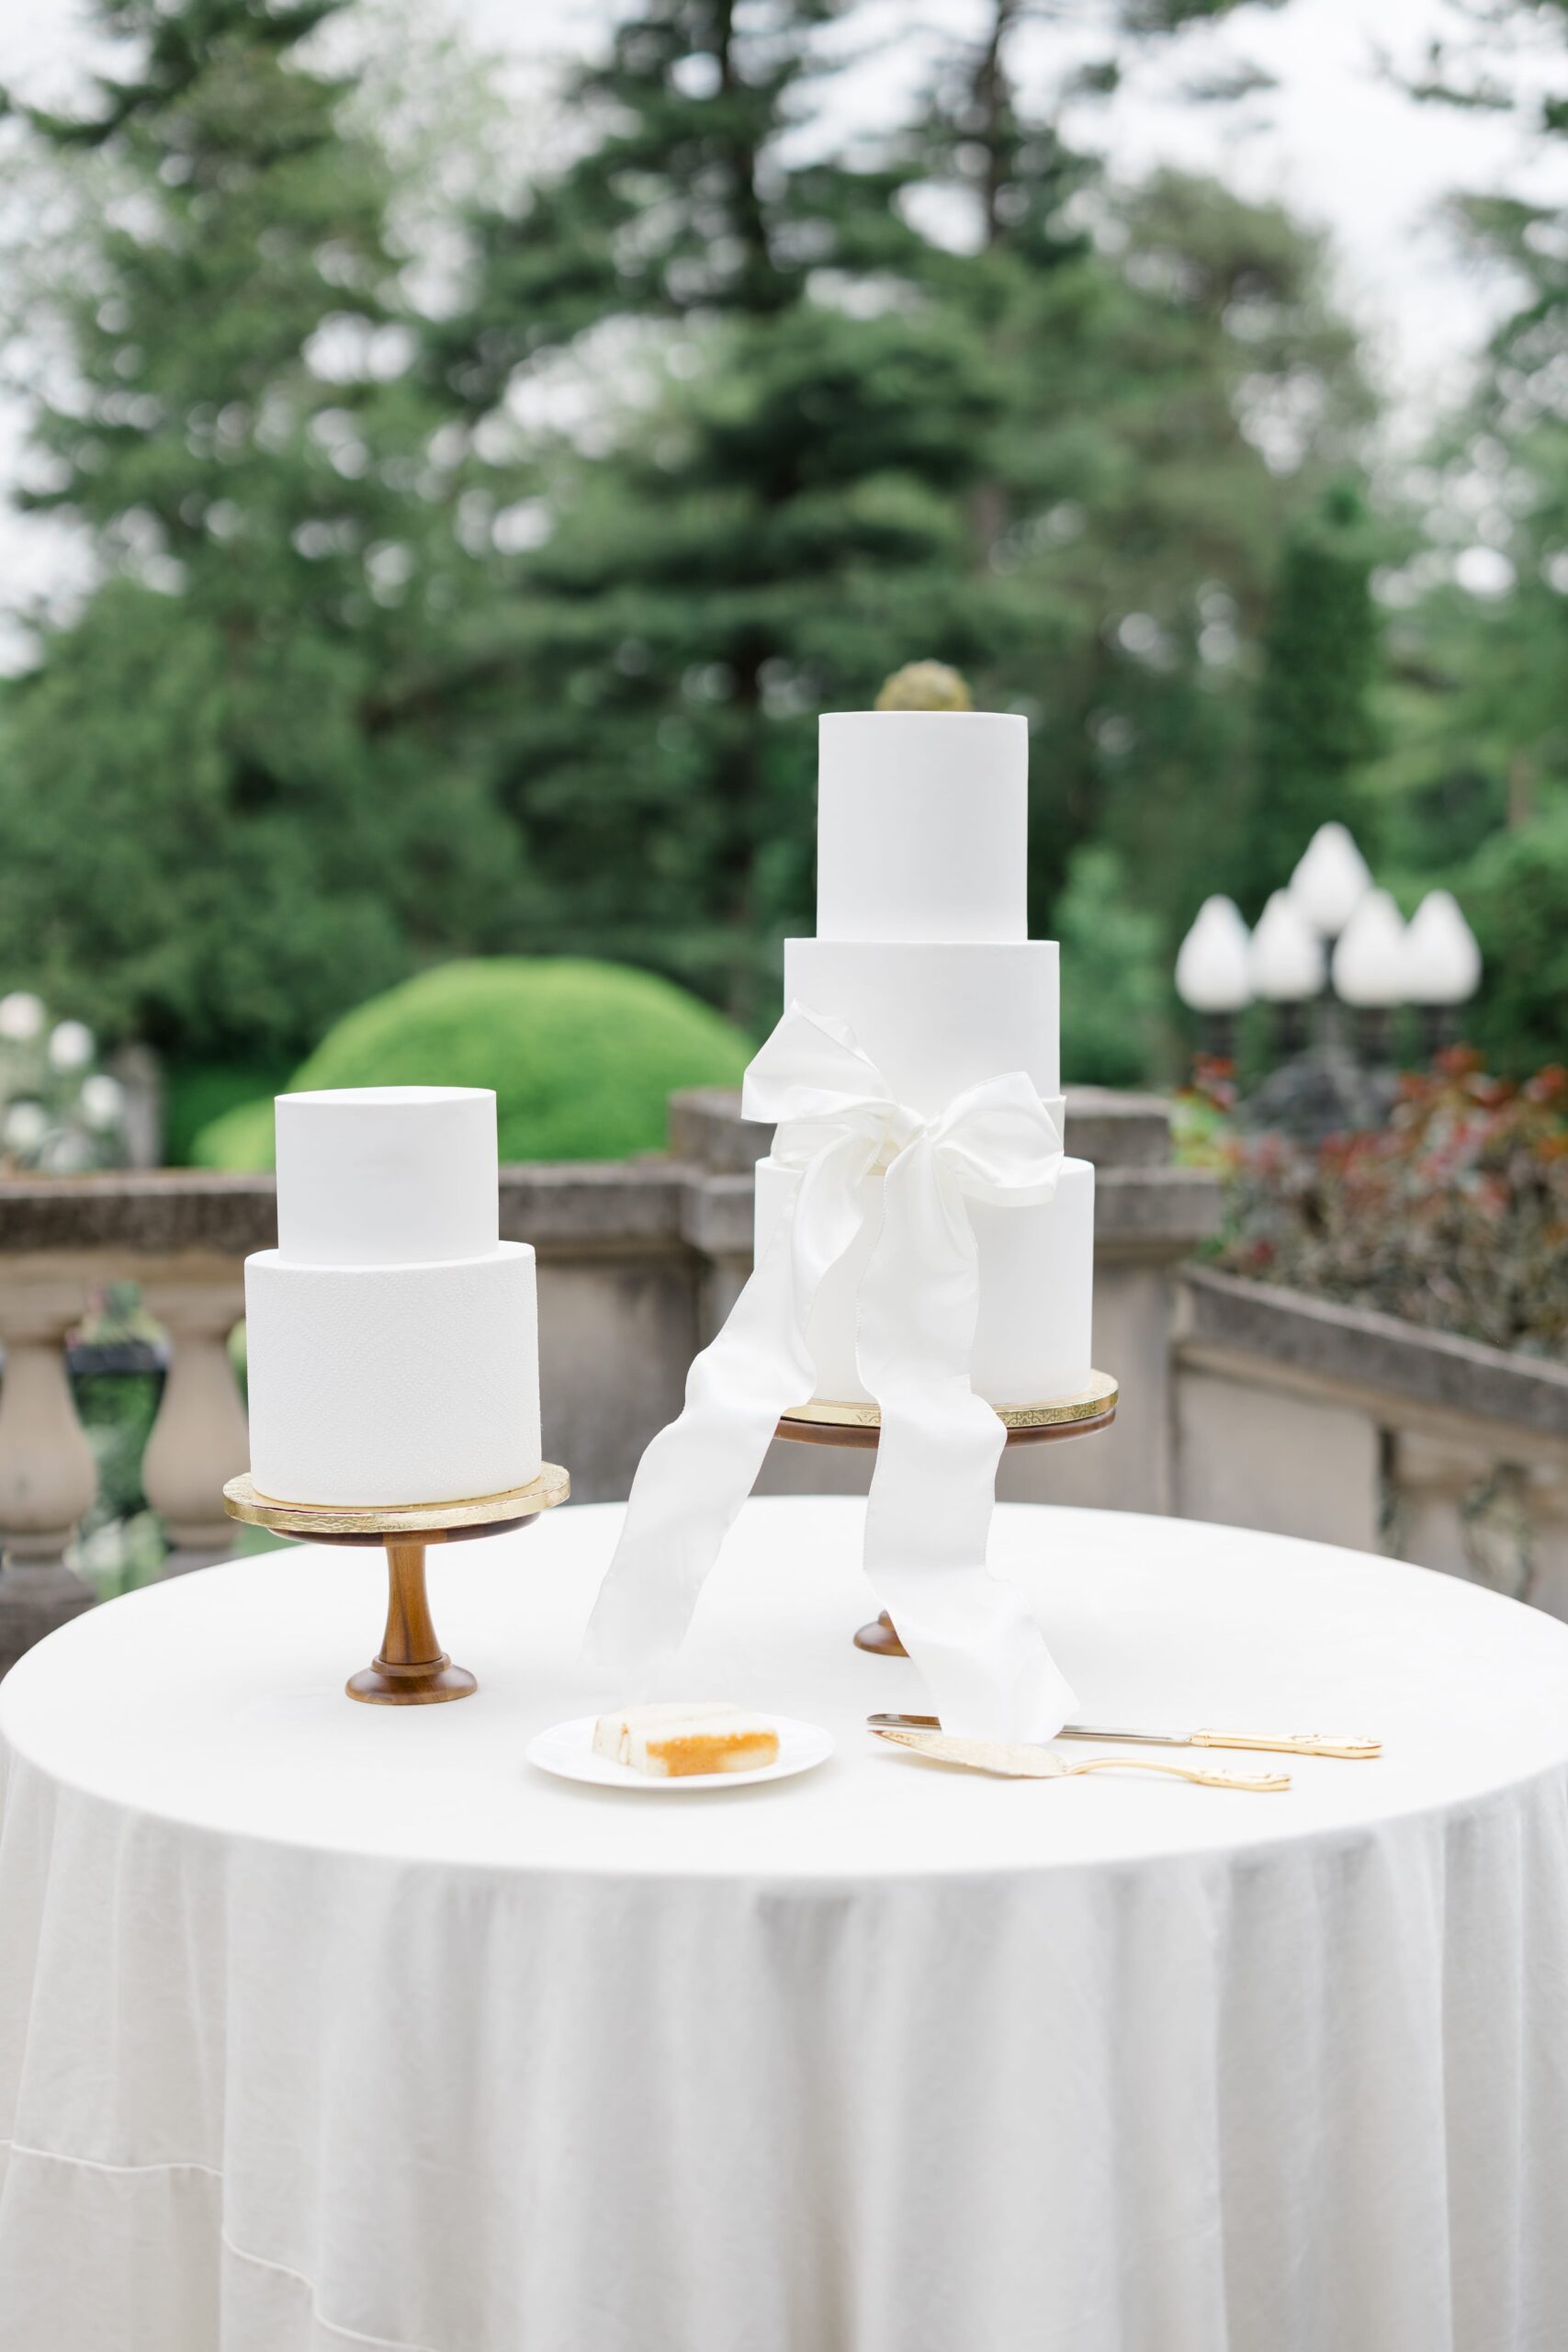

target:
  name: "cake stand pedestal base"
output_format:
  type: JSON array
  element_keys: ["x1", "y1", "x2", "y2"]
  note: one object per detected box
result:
[
  {"x1": 222, "y1": 1466, "x2": 570, "y2": 1704},
  {"x1": 772, "y1": 1375, "x2": 1118, "y2": 1657},
  {"x1": 344, "y1": 1540, "x2": 480, "y2": 1704},
  {"x1": 853, "y1": 1610, "x2": 908, "y2": 1658}
]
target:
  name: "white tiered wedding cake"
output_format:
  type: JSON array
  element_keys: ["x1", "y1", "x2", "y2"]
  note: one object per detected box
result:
[
  {"x1": 244, "y1": 1086, "x2": 541, "y2": 1508},
  {"x1": 754, "y1": 709, "x2": 1094, "y2": 1405}
]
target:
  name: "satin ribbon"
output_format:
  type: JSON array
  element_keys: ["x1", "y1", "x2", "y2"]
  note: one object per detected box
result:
[{"x1": 582, "y1": 1002, "x2": 1077, "y2": 1740}]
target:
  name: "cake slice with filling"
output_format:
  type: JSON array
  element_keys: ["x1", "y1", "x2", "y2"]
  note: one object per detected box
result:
[{"x1": 592, "y1": 1702, "x2": 779, "y2": 1777}]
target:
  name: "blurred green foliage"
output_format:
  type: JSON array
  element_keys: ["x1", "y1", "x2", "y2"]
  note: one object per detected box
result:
[
  {"x1": 1235, "y1": 482, "x2": 1383, "y2": 910},
  {"x1": 3, "y1": 0, "x2": 1566, "y2": 1098},
  {"x1": 164, "y1": 1062, "x2": 295, "y2": 1167},
  {"x1": 1051, "y1": 847, "x2": 1165, "y2": 1090},
  {"x1": 1461, "y1": 805, "x2": 1568, "y2": 1077},
  {"x1": 0, "y1": 0, "x2": 520, "y2": 1064},
  {"x1": 0, "y1": 0, "x2": 1375, "y2": 1093},
  {"x1": 423, "y1": 6, "x2": 1371, "y2": 1026},
  {"x1": 192, "y1": 956, "x2": 752, "y2": 1167},
  {"x1": 191, "y1": 1095, "x2": 277, "y2": 1172}
]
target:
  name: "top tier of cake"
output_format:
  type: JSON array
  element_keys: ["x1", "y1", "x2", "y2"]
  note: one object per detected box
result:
[
  {"x1": 275, "y1": 1087, "x2": 501, "y2": 1267},
  {"x1": 817, "y1": 710, "x2": 1027, "y2": 944}
]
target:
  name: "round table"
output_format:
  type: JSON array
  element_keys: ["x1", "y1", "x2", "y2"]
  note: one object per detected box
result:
[{"x1": 3, "y1": 1498, "x2": 1567, "y2": 2352}]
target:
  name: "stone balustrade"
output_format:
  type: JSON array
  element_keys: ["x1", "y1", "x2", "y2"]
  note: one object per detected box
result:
[
  {"x1": 0, "y1": 1088, "x2": 1220, "y2": 1674},
  {"x1": 1173, "y1": 1265, "x2": 1568, "y2": 1614},
  {"x1": 14, "y1": 1088, "x2": 1563, "y2": 1671}
]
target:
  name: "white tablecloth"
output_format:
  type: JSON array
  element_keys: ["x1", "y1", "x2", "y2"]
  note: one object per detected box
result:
[{"x1": 3, "y1": 1498, "x2": 1567, "y2": 2352}]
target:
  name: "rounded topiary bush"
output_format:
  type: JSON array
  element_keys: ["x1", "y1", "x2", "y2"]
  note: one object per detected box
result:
[
  {"x1": 193, "y1": 1094, "x2": 279, "y2": 1171},
  {"x1": 191, "y1": 957, "x2": 752, "y2": 1169}
]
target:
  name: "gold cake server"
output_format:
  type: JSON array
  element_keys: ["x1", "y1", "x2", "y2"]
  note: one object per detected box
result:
[
  {"x1": 871, "y1": 1725, "x2": 1289, "y2": 1791},
  {"x1": 867, "y1": 1712, "x2": 1379, "y2": 1761}
]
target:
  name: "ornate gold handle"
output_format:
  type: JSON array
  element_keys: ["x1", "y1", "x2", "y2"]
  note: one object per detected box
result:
[
  {"x1": 1191, "y1": 1729, "x2": 1382, "y2": 1760},
  {"x1": 1067, "y1": 1756, "x2": 1290, "y2": 1793}
]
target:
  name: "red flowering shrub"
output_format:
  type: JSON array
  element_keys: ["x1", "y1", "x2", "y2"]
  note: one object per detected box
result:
[{"x1": 1202, "y1": 1050, "x2": 1568, "y2": 1358}]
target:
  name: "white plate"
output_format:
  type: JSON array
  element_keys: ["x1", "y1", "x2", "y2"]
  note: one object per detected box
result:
[{"x1": 527, "y1": 1713, "x2": 834, "y2": 1792}]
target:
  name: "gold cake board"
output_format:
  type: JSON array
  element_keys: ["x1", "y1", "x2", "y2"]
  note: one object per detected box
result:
[
  {"x1": 223, "y1": 1464, "x2": 570, "y2": 1704},
  {"x1": 773, "y1": 1374, "x2": 1118, "y2": 1657},
  {"x1": 775, "y1": 1370, "x2": 1118, "y2": 1446}
]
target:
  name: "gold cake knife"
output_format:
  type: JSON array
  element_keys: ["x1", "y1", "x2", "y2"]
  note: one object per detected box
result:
[
  {"x1": 867, "y1": 1712, "x2": 1380, "y2": 1760},
  {"x1": 871, "y1": 1725, "x2": 1290, "y2": 1791}
]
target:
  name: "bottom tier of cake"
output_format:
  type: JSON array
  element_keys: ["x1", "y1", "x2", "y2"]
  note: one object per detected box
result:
[
  {"x1": 244, "y1": 1242, "x2": 542, "y2": 1508},
  {"x1": 753, "y1": 1155, "x2": 1094, "y2": 1408}
]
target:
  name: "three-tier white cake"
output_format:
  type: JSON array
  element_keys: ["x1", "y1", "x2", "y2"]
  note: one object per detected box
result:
[
  {"x1": 244, "y1": 1086, "x2": 542, "y2": 1507},
  {"x1": 753, "y1": 710, "x2": 1095, "y2": 1404}
]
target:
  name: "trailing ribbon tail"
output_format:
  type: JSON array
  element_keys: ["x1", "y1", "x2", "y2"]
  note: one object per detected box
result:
[
  {"x1": 582, "y1": 1005, "x2": 900, "y2": 1684},
  {"x1": 858, "y1": 1077, "x2": 1077, "y2": 1743},
  {"x1": 583, "y1": 1003, "x2": 1079, "y2": 1745}
]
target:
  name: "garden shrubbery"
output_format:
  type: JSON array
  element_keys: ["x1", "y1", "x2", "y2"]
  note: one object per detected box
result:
[
  {"x1": 1199, "y1": 1049, "x2": 1568, "y2": 1356},
  {"x1": 193, "y1": 958, "x2": 753, "y2": 1169}
]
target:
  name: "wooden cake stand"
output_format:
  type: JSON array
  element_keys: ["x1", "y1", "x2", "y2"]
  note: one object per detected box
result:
[
  {"x1": 222, "y1": 1464, "x2": 570, "y2": 1704},
  {"x1": 773, "y1": 1374, "x2": 1117, "y2": 1655}
]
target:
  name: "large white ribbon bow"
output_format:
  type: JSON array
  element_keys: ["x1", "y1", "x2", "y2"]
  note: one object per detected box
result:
[{"x1": 583, "y1": 1002, "x2": 1077, "y2": 1741}]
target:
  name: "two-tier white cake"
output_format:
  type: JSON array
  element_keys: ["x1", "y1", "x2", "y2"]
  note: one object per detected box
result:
[
  {"x1": 244, "y1": 1086, "x2": 541, "y2": 1507},
  {"x1": 753, "y1": 710, "x2": 1095, "y2": 1404}
]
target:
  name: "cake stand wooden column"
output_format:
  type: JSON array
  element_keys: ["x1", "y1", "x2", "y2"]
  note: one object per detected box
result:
[
  {"x1": 773, "y1": 1375, "x2": 1117, "y2": 1656},
  {"x1": 222, "y1": 1464, "x2": 570, "y2": 1703}
]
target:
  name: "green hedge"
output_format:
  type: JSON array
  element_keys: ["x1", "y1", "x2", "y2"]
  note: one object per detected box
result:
[
  {"x1": 1461, "y1": 804, "x2": 1568, "y2": 1078},
  {"x1": 164, "y1": 1061, "x2": 295, "y2": 1165},
  {"x1": 191, "y1": 957, "x2": 752, "y2": 1169}
]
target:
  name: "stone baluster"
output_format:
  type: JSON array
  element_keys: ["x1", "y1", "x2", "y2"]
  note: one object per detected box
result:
[
  {"x1": 141, "y1": 1275, "x2": 250, "y2": 1575},
  {"x1": 1388, "y1": 1430, "x2": 1482, "y2": 1582},
  {"x1": 0, "y1": 1276, "x2": 99, "y2": 1677},
  {"x1": 1391, "y1": 1430, "x2": 1535, "y2": 1601},
  {"x1": 1528, "y1": 1472, "x2": 1568, "y2": 1623}
]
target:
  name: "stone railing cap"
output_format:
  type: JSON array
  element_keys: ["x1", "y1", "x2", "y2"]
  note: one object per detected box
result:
[
  {"x1": 1180, "y1": 1263, "x2": 1568, "y2": 1442},
  {"x1": 0, "y1": 1162, "x2": 690, "y2": 1259},
  {"x1": 669, "y1": 1083, "x2": 1175, "y2": 1171}
]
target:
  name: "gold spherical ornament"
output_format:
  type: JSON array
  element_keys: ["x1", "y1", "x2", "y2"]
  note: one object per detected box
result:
[{"x1": 874, "y1": 662, "x2": 973, "y2": 713}]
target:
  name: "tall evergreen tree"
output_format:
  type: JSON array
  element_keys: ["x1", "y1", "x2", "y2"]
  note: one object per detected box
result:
[
  {"x1": 897, "y1": 14, "x2": 1374, "y2": 930},
  {"x1": 0, "y1": 0, "x2": 518, "y2": 1064},
  {"x1": 1235, "y1": 480, "x2": 1381, "y2": 911},
  {"x1": 428, "y1": 0, "x2": 1373, "y2": 1020},
  {"x1": 425, "y1": 0, "x2": 1010, "y2": 1026}
]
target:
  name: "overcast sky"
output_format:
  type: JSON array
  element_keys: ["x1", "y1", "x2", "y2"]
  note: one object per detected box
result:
[{"x1": 3, "y1": 0, "x2": 1566, "y2": 663}]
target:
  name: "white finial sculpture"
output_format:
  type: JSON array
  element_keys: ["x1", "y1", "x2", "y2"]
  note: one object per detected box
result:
[
  {"x1": 1290, "y1": 822, "x2": 1371, "y2": 937},
  {"x1": 1331, "y1": 889, "x2": 1407, "y2": 1008},
  {"x1": 1404, "y1": 890, "x2": 1482, "y2": 1006},
  {"x1": 1249, "y1": 890, "x2": 1325, "y2": 1001},
  {"x1": 1175, "y1": 897, "x2": 1252, "y2": 1013}
]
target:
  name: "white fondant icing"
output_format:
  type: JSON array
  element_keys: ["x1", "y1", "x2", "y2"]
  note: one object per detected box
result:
[
  {"x1": 275, "y1": 1087, "x2": 499, "y2": 1269},
  {"x1": 243, "y1": 1244, "x2": 541, "y2": 1508},
  {"x1": 817, "y1": 711, "x2": 1028, "y2": 944},
  {"x1": 755, "y1": 1156, "x2": 1094, "y2": 1407},
  {"x1": 783, "y1": 940, "x2": 1059, "y2": 1114}
]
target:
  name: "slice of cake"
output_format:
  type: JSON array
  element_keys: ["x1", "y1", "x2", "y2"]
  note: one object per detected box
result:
[
  {"x1": 592, "y1": 1700, "x2": 738, "y2": 1762},
  {"x1": 592, "y1": 1702, "x2": 780, "y2": 1777}
]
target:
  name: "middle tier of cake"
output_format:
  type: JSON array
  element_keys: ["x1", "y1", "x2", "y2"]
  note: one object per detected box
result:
[{"x1": 783, "y1": 938, "x2": 1059, "y2": 1117}]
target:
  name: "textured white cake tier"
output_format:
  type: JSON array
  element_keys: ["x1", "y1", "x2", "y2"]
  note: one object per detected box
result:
[
  {"x1": 817, "y1": 711, "x2": 1027, "y2": 944},
  {"x1": 275, "y1": 1087, "x2": 500, "y2": 1268},
  {"x1": 784, "y1": 940, "x2": 1059, "y2": 1114},
  {"x1": 244, "y1": 1244, "x2": 541, "y2": 1508},
  {"x1": 755, "y1": 1156, "x2": 1094, "y2": 1407}
]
